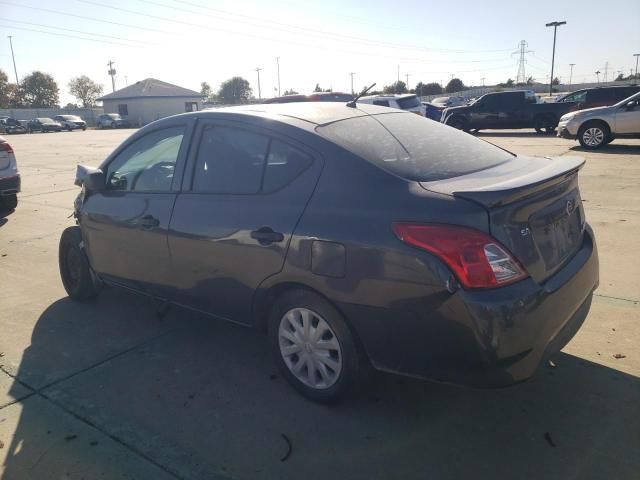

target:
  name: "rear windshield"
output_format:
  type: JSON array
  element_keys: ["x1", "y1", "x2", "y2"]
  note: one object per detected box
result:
[
  {"x1": 316, "y1": 112, "x2": 513, "y2": 182},
  {"x1": 396, "y1": 96, "x2": 420, "y2": 109}
]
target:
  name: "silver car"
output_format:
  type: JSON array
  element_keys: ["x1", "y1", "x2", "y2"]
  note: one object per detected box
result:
[
  {"x1": 0, "y1": 135, "x2": 20, "y2": 211},
  {"x1": 557, "y1": 91, "x2": 640, "y2": 149}
]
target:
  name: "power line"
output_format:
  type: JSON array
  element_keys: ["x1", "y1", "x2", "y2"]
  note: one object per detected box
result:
[
  {"x1": 0, "y1": 1, "x2": 180, "y2": 36},
  {"x1": 0, "y1": 22, "x2": 147, "y2": 47}
]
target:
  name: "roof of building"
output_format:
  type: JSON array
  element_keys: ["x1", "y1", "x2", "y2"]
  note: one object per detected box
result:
[{"x1": 98, "y1": 78, "x2": 203, "y2": 101}]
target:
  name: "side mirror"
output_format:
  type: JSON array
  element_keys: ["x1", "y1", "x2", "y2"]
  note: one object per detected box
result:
[
  {"x1": 625, "y1": 101, "x2": 637, "y2": 110},
  {"x1": 75, "y1": 164, "x2": 104, "y2": 192}
]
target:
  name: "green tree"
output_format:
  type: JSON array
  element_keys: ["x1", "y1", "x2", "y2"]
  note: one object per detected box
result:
[
  {"x1": 383, "y1": 81, "x2": 407, "y2": 94},
  {"x1": 313, "y1": 83, "x2": 322, "y2": 92},
  {"x1": 552, "y1": 77, "x2": 560, "y2": 85},
  {"x1": 217, "y1": 77, "x2": 252, "y2": 104},
  {"x1": 445, "y1": 78, "x2": 465, "y2": 93},
  {"x1": 200, "y1": 81, "x2": 212, "y2": 98},
  {"x1": 22, "y1": 71, "x2": 59, "y2": 107},
  {"x1": 527, "y1": 76, "x2": 535, "y2": 85},
  {"x1": 283, "y1": 88, "x2": 299, "y2": 95},
  {"x1": 0, "y1": 69, "x2": 11, "y2": 108},
  {"x1": 615, "y1": 73, "x2": 625, "y2": 82},
  {"x1": 68, "y1": 75, "x2": 103, "y2": 107},
  {"x1": 415, "y1": 81, "x2": 442, "y2": 96}
]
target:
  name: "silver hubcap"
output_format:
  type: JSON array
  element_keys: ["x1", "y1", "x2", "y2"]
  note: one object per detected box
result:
[
  {"x1": 583, "y1": 127, "x2": 604, "y2": 146},
  {"x1": 278, "y1": 308, "x2": 342, "y2": 390}
]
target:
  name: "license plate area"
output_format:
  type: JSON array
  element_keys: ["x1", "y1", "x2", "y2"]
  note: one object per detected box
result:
[{"x1": 530, "y1": 191, "x2": 583, "y2": 271}]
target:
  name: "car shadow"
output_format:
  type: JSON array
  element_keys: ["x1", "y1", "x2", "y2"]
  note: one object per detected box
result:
[
  {"x1": 0, "y1": 210, "x2": 13, "y2": 222},
  {"x1": 474, "y1": 130, "x2": 550, "y2": 138},
  {"x1": 2, "y1": 291, "x2": 639, "y2": 479},
  {"x1": 570, "y1": 144, "x2": 640, "y2": 155}
]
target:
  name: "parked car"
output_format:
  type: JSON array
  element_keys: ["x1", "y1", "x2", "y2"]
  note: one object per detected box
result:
[
  {"x1": 357, "y1": 94, "x2": 425, "y2": 115},
  {"x1": 96, "y1": 113, "x2": 130, "y2": 129},
  {"x1": 263, "y1": 92, "x2": 354, "y2": 104},
  {"x1": 557, "y1": 91, "x2": 640, "y2": 149},
  {"x1": 441, "y1": 90, "x2": 576, "y2": 133},
  {"x1": 556, "y1": 85, "x2": 640, "y2": 111},
  {"x1": 61, "y1": 103, "x2": 598, "y2": 403},
  {"x1": 54, "y1": 115, "x2": 87, "y2": 131},
  {"x1": 27, "y1": 117, "x2": 62, "y2": 133},
  {"x1": 423, "y1": 97, "x2": 468, "y2": 121},
  {"x1": 0, "y1": 135, "x2": 20, "y2": 211},
  {"x1": 0, "y1": 117, "x2": 28, "y2": 134}
]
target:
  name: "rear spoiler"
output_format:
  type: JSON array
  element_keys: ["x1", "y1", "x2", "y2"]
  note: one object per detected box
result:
[{"x1": 421, "y1": 156, "x2": 585, "y2": 208}]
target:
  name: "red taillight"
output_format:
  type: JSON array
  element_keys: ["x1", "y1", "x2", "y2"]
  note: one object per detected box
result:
[
  {"x1": 392, "y1": 223, "x2": 527, "y2": 289},
  {"x1": 0, "y1": 142, "x2": 13, "y2": 154}
]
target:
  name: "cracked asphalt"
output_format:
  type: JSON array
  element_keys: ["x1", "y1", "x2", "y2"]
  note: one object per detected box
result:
[{"x1": 1, "y1": 129, "x2": 638, "y2": 480}]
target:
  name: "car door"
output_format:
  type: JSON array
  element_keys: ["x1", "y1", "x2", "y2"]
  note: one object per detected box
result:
[
  {"x1": 167, "y1": 120, "x2": 323, "y2": 325},
  {"x1": 614, "y1": 96, "x2": 640, "y2": 134},
  {"x1": 473, "y1": 95, "x2": 499, "y2": 128},
  {"x1": 80, "y1": 119, "x2": 193, "y2": 294}
]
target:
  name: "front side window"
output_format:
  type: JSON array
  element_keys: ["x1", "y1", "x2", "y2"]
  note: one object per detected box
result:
[
  {"x1": 105, "y1": 127, "x2": 184, "y2": 192},
  {"x1": 396, "y1": 96, "x2": 420, "y2": 109},
  {"x1": 563, "y1": 91, "x2": 587, "y2": 103},
  {"x1": 192, "y1": 126, "x2": 269, "y2": 194},
  {"x1": 373, "y1": 100, "x2": 390, "y2": 107}
]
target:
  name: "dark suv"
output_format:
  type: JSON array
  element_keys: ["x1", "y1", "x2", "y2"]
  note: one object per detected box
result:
[
  {"x1": 557, "y1": 85, "x2": 640, "y2": 110},
  {"x1": 60, "y1": 103, "x2": 599, "y2": 402}
]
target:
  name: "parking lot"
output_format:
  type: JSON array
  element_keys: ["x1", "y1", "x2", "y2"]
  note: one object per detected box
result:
[{"x1": 1, "y1": 129, "x2": 638, "y2": 479}]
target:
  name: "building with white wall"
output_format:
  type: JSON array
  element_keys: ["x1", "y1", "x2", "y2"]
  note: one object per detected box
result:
[{"x1": 98, "y1": 78, "x2": 204, "y2": 126}]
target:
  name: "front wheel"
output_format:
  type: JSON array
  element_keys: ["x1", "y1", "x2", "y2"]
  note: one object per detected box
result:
[
  {"x1": 446, "y1": 116, "x2": 468, "y2": 131},
  {"x1": 268, "y1": 289, "x2": 368, "y2": 403},
  {"x1": 59, "y1": 226, "x2": 101, "y2": 301},
  {"x1": 0, "y1": 194, "x2": 17, "y2": 211},
  {"x1": 534, "y1": 116, "x2": 556, "y2": 134},
  {"x1": 578, "y1": 122, "x2": 610, "y2": 149},
  {"x1": 111, "y1": 122, "x2": 117, "y2": 129}
]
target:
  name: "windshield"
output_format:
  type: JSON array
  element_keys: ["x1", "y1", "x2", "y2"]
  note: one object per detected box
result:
[
  {"x1": 317, "y1": 112, "x2": 512, "y2": 182},
  {"x1": 396, "y1": 96, "x2": 420, "y2": 109},
  {"x1": 38, "y1": 118, "x2": 55, "y2": 124},
  {"x1": 61, "y1": 115, "x2": 81, "y2": 120}
]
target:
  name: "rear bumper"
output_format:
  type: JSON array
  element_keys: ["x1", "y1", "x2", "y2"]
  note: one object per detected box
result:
[
  {"x1": 0, "y1": 174, "x2": 21, "y2": 194},
  {"x1": 343, "y1": 225, "x2": 599, "y2": 388}
]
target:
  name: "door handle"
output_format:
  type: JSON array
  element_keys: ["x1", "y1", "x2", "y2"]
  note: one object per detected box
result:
[
  {"x1": 138, "y1": 214, "x2": 160, "y2": 229},
  {"x1": 250, "y1": 227, "x2": 284, "y2": 245}
]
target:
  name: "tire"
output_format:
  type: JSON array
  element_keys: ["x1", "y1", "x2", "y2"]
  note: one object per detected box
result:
[
  {"x1": 59, "y1": 226, "x2": 101, "y2": 301},
  {"x1": 534, "y1": 115, "x2": 557, "y2": 134},
  {"x1": 0, "y1": 194, "x2": 17, "y2": 211},
  {"x1": 268, "y1": 289, "x2": 368, "y2": 403},
  {"x1": 111, "y1": 122, "x2": 117, "y2": 129},
  {"x1": 446, "y1": 116, "x2": 468, "y2": 131},
  {"x1": 578, "y1": 121, "x2": 610, "y2": 149}
]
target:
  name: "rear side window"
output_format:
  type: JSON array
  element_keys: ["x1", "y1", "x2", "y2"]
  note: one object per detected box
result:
[
  {"x1": 373, "y1": 100, "x2": 390, "y2": 107},
  {"x1": 587, "y1": 89, "x2": 614, "y2": 103},
  {"x1": 193, "y1": 126, "x2": 269, "y2": 194},
  {"x1": 263, "y1": 140, "x2": 313, "y2": 192},
  {"x1": 317, "y1": 112, "x2": 512, "y2": 182},
  {"x1": 396, "y1": 96, "x2": 420, "y2": 109}
]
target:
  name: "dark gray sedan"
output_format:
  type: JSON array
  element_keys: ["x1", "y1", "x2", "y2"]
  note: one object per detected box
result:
[{"x1": 59, "y1": 103, "x2": 599, "y2": 402}]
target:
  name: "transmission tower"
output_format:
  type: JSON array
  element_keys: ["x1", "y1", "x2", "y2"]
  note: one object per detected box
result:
[{"x1": 513, "y1": 40, "x2": 533, "y2": 84}]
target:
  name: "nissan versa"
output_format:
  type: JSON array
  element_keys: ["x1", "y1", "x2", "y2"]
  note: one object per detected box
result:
[{"x1": 59, "y1": 102, "x2": 599, "y2": 403}]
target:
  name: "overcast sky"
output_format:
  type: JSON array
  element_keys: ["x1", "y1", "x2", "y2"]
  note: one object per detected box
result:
[{"x1": 1, "y1": 0, "x2": 639, "y2": 105}]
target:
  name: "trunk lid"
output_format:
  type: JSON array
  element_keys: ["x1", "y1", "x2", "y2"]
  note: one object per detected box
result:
[{"x1": 421, "y1": 156, "x2": 586, "y2": 283}]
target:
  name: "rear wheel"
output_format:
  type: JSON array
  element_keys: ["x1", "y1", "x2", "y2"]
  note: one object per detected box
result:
[
  {"x1": 268, "y1": 289, "x2": 367, "y2": 403},
  {"x1": 0, "y1": 194, "x2": 17, "y2": 211},
  {"x1": 111, "y1": 122, "x2": 117, "y2": 129},
  {"x1": 534, "y1": 115, "x2": 556, "y2": 134},
  {"x1": 578, "y1": 121, "x2": 610, "y2": 149},
  {"x1": 59, "y1": 226, "x2": 101, "y2": 301}
]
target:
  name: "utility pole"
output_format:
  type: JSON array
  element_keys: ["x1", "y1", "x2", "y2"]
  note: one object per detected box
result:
[
  {"x1": 255, "y1": 67, "x2": 263, "y2": 100},
  {"x1": 276, "y1": 57, "x2": 281, "y2": 97},
  {"x1": 634, "y1": 53, "x2": 640, "y2": 80},
  {"x1": 568, "y1": 63, "x2": 575, "y2": 87},
  {"x1": 405, "y1": 73, "x2": 410, "y2": 90},
  {"x1": 397, "y1": 65, "x2": 400, "y2": 83},
  {"x1": 603, "y1": 61, "x2": 609, "y2": 83},
  {"x1": 107, "y1": 60, "x2": 116, "y2": 92},
  {"x1": 595, "y1": 70, "x2": 601, "y2": 83},
  {"x1": 513, "y1": 40, "x2": 533, "y2": 84},
  {"x1": 545, "y1": 20, "x2": 566, "y2": 96},
  {"x1": 481, "y1": 77, "x2": 485, "y2": 87},
  {"x1": 349, "y1": 72, "x2": 355, "y2": 95},
  {"x1": 7, "y1": 36, "x2": 19, "y2": 85}
]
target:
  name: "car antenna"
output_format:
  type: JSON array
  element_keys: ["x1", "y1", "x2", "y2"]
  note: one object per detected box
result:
[{"x1": 346, "y1": 83, "x2": 376, "y2": 108}]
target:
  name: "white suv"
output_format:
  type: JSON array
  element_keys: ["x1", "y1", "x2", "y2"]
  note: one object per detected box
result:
[
  {"x1": 0, "y1": 135, "x2": 20, "y2": 211},
  {"x1": 357, "y1": 94, "x2": 425, "y2": 115}
]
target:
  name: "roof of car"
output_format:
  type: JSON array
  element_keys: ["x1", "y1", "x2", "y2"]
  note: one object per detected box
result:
[
  {"x1": 198, "y1": 102, "x2": 399, "y2": 127},
  {"x1": 359, "y1": 93, "x2": 417, "y2": 100}
]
